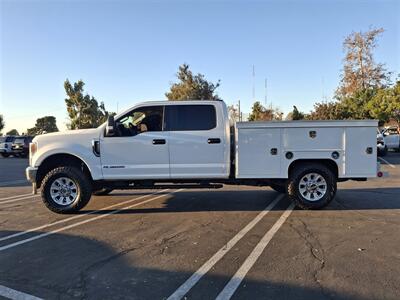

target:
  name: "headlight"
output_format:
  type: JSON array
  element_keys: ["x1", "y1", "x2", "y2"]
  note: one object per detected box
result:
[{"x1": 29, "y1": 142, "x2": 38, "y2": 165}]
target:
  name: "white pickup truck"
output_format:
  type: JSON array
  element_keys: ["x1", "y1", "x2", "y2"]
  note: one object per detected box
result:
[{"x1": 26, "y1": 100, "x2": 382, "y2": 213}]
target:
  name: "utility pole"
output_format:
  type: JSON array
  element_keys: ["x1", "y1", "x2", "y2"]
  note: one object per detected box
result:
[{"x1": 238, "y1": 100, "x2": 241, "y2": 122}]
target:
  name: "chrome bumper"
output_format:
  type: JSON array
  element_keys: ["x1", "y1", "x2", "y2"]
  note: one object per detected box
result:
[
  {"x1": 26, "y1": 167, "x2": 38, "y2": 194},
  {"x1": 26, "y1": 166, "x2": 38, "y2": 182}
]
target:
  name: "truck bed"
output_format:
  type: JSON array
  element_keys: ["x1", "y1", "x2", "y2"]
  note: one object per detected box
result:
[{"x1": 235, "y1": 120, "x2": 378, "y2": 179}]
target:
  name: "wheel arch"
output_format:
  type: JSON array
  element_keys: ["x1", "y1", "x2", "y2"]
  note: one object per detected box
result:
[
  {"x1": 36, "y1": 153, "x2": 93, "y2": 188},
  {"x1": 288, "y1": 159, "x2": 338, "y2": 179}
]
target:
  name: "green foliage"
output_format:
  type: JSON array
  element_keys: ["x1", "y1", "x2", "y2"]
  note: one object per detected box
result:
[
  {"x1": 249, "y1": 101, "x2": 282, "y2": 121},
  {"x1": 308, "y1": 101, "x2": 351, "y2": 120},
  {"x1": 27, "y1": 116, "x2": 59, "y2": 135},
  {"x1": 166, "y1": 64, "x2": 221, "y2": 100},
  {"x1": 6, "y1": 129, "x2": 19, "y2": 136},
  {"x1": 290, "y1": 106, "x2": 305, "y2": 120},
  {"x1": 0, "y1": 114, "x2": 4, "y2": 134},
  {"x1": 65, "y1": 79, "x2": 112, "y2": 129},
  {"x1": 367, "y1": 80, "x2": 400, "y2": 123}
]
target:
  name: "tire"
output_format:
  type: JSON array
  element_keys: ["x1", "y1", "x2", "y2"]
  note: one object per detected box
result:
[
  {"x1": 269, "y1": 183, "x2": 286, "y2": 194},
  {"x1": 1, "y1": 153, "x2": 10, "y2": 158},
  {"x1": 41, "y1": 166, "x2": 92, "y2": 214},
  {"x1": 378, "y1": 146, "x2": 388, "y2": 156},
  {"x1": 93, "y1": 188, "x2": 113, "y2": 196},
  {"x1": 287, "y1": 163, "x2": 336, "y2": 210}
]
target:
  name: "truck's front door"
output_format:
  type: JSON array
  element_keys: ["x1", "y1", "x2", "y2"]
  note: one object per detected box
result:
[
  {"x1": 165, "y1": 104, "x2": 228, "y2": 179},
  {"x1": 100, "y1": 105, "x2": 170, "y2": 180}
]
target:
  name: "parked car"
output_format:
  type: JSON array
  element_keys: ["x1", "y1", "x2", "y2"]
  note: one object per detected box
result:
[
  {"x1": 377, "y1": 128, "x2": 387, "y2": 156},
  {"x1": 26, "y1": 100, "x2": 384, "y2": 214},
  {"x1": 0, "y1": 136, "x2": 15, "y2": 157},
  {"x1": 381, "y1": 126, "x2": 400, "y2": 151},
  {"x1": 12, "y1": 136, "x2": 34, "y2": 158}
]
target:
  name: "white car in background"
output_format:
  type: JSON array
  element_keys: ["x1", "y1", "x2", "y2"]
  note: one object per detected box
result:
[
  {"x1": 381, "y1": 126, "x2": 400, "y2": 151},
  {"x1": 0, "y1": 136, "x2": 15, "y2": 157},
  {"x1": 377, "y1": 129, "x2": 387, "y2": 156}
]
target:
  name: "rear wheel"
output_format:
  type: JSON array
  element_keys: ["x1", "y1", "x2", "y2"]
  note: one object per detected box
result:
[
  {"x1": 287, "y1": 163, "x2": 336, "y2": 210},
  {"x1": 41, "y1": 166, "x2": 92, "y2": 214},
  {"x1": 93, "y1": 188, "x2": 113, "y2": 196}
]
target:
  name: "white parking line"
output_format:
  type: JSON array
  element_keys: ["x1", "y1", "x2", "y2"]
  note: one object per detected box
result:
[
  {"x1": 378, "y1": 157, "x2": 396, "y2": 168},
  {"x1": 215, "y1": 203, "x2": 295, "y2": 300},
  {"x1": 0, "y1": 284, "x2": 43, "y2": 300},
  {"x1": 167, "y1": 194, "x2": 283, "y2": 300},
  {"x1": 0, "y1": 189, "x2": 169, "y2": 242},
  {"x1": 0, "y1": 193, "x2": 32, "y2": 201},
  {"x1": 0, "y1": 189, "x2": 182, "y2": 252},
  {"x1": 0, "y1": 195, "x2": 39, "y2": 205}
]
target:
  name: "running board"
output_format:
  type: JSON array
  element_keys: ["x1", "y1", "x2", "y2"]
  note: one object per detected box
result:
[{"x1": 114, "y1": 183, "x2": 224, "y2": 190}]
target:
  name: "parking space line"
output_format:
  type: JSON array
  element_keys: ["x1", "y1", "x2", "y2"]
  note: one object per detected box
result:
[
  {"x1": 0, "y1": 189, "x2": 182, "y2": 252},
  {"x1": 0, "y1": 189, "x2": 170, "y2": 242},
  {"x1": 0, "y1": 193, "x2": 32, "y2": 201},
  {"x1": 0, "y1": 284, "x2": 43, "y2": 300},
  {"x1": 378, "y1": 157, "x2": 396, "y2": 168},
  {"x1": 215, "y1": 203, "x2": 295, "y2": 300},
  {"x1": 166, "y1": 194, "x2": 283, "y2": 300},
  {"x1": 0, "y1": 195, "x2": 39, "y2": 205}
]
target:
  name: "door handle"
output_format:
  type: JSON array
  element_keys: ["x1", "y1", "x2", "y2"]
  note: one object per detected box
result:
[
  {"x1": 152, "y1": 139, "x2": 166, "y2": 145},
  {"x1": 208, "y1": 138, "x2": 221, "y2": 144}
]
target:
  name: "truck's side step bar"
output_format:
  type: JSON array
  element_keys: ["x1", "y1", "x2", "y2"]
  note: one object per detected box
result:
[{"x1": 106, "y1": 183, "x2": 224, "y2": 190}]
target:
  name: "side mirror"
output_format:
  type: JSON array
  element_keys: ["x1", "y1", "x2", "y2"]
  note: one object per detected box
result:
[{"x1": 105, "y1": 115, "x2": 115, "y2": 137}]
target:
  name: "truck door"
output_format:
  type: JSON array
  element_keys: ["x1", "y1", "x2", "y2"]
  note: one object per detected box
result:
[
  {"x1": 100, "y1": 105, "x2": 170, "y2": 180},
  {"x1": 165, "y1": 104, "x2": 227, "y2": 179}
]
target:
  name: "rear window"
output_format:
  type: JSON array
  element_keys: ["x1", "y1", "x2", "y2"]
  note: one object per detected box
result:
[{"x1": 165, "y1": 105, "x2": 216, "y2": 131}]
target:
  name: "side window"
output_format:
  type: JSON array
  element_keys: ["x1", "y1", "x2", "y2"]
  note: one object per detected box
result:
[
  {"x1": 115, "y1": 106, "x2": 164, "y2": 137},
  {"x1": 165, "y1": 105, "x2": 216, "y2": 131}
]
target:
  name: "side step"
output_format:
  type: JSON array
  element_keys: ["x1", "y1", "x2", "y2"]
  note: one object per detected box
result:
[{"x1": 116, "y1": 183, "x2": 224, "y2": 190}]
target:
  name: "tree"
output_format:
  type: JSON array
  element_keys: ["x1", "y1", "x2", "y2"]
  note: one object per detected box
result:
[
  {"x1": 166, "y1": 64, "x2": 221, "y2": 100},
  {"x1": 248, "y1": 101, "x2": 282, "y2": 121},
  {"x1": 227, "y1": 105, "x2": 240, "y2": 122},
  {"x1": 308, "y1": 101, "x2": 350, "y2": 120},
  {"x1": 0, "y1": 114, "x2": 4, "y2": 134},
  {"x1": 367, "y1": 79, "x2": 400, "y2": 124},
  {"x1": 27, "y1": 116, "x2": 59, "y2": 135},
  {"x1": 336, "y1": 28, "x2": 390, "y2": 99},
  {"x1": 287, "y1": 106, "x2": 305, "y2": 120},
  {"x1": 65, "y1": 79, "x2": 112, "y2": 129},
  {"x1": 6, "y1": 129, "x2": 19, "y2": 136}
]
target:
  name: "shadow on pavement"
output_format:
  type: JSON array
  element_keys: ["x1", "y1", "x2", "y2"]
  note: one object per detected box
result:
[
  {"x1": 81, "y1": 187, "x2": 400, "y2": 215},
  {"x1": 0, "y1": 230, "x2": 356, "y2": 300}
]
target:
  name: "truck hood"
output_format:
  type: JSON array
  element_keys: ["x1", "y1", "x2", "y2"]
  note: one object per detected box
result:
[{"x1": 33, "y1": 128, "x2": 101, "y2": 144}]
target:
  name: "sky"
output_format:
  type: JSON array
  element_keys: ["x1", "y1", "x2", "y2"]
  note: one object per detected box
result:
[{"x1": 0, "y1": 0, "x2": 399, "y2": 133}]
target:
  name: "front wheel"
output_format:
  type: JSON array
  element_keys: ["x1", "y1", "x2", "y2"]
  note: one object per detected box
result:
[
  {"x1": 41, "y1": 166, "x2": 92, "y2": 214},
  {"x1": 287, "y1": 163, "x2": 336, "y2": 210},
  {"x1": 1, "y1": 153, "x2": 10, "y2": 158}
]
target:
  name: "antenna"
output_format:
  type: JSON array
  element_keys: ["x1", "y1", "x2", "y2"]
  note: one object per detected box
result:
[
  {"x1": 252, "y1": 65, "x2": 255, "y2": 101},
  {"x1": 264, "y1": 78, "x2": 267, "y2": 107}
]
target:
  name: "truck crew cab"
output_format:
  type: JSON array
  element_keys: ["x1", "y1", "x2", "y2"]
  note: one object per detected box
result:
[{"x1": 26, "y1": 100, "x2": 381, "y2": 213}]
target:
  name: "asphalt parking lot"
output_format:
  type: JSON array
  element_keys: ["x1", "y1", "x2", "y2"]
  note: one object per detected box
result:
[{"x1": 0, "y1": 154, "x2": 399, "y2": 300}]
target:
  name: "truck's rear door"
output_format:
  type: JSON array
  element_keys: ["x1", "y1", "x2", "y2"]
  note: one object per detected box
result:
[{"x1": 165, "y1": 104, "x2": 228, "y2": 179}]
